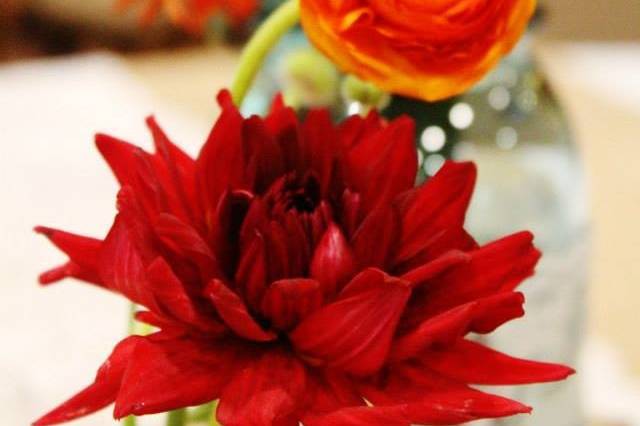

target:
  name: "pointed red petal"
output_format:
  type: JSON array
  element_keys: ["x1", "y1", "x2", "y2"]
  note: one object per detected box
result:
[
  {"x1": 345, "y1": 116, "x2": 408, "y2": 193},
  {"x1": 351, "y1": 205, "x2": 399, "y2": 270},
  {"x1": 205, "y1": 279, "x2": 276, "y2": 342},
  {"x1": 359, "y1": 363, "x2": 531, "y2": 425},
  {"x1": 304, "y1": 370, "x2": 364, "y2": 416},
  {"x1": 96, "y1": 134, "x2": 164, "y2": 220},
  {"x1": 419, "y1": 231, "x2": 541, "y2": 318},
  {"x1": 196, "y1": 91, "x2": 247, "y2": 217},
  {"x1": 235, "y1": 232, "x2": 268, "y2": 310},
  {"x1": 33, "y1": 336, "x2": 140, "y2": 426},
  {"x1": 217, "y1": 350, "x2": 307, "y2": 426},
  {"x1": 400, "y1": 250, "x2": 471, "y2": 288},
  {"x1": 261, "y1": 279, "x2": 323, "y2": 331},
  {"x1": 146, "y1": 116, "x2": 200, "y2": 225},
  {"x1": 303, "y1": 406, "x2": 409, "y2": 426},
  {"x1": 153, "y1": 213, "x2": 221, "y2": 281},
  {"x1": 290, "y1": 269, "x2": 410, "y2": 376},
  {"x1": 303, "y1": 110, "x2": 340, "y2": 196},
  {"x1": 113, "y1": 336, "x2": 243, "y2": 418},
  {"x1": 95, "y1": 133, "x2": 145, "y2": 188},
  {"x1": 207, "y1": 189, "x2": 253, "y2": 277},
  {"x1": 115, "y1": 186, "x2": 159, "y2": 262},
  {"x1": 395, "y1": 161, "x2": 477, "y2": 264},
  {"x1": 420, "y1": 339, "x2": 575, "y2": 385},
  {"x1": 391, "y1": 292, "x2": 525, "y2": 362},
  {"x1": 146, "y1": 257, "x2": 223, "y2": 333},
  {"x1": 265, "y1": 98, "x2": 303, "y2": 175},
  {"x1": 243, "y1": 115, "x2": 285, "y2": 193},
  {"x1": 134, "y1": 311, "x2": 186, "y2": 333},
  {"x1": 98, "y1": 215, "x2": 158, "y2": 310},
  {"x1": 352, "y1": 116, "x2": 417, "y2": 212},
  {"x1": 35, "y1": 226, "x2": 102, "y2": 285},
  {"x1": 310, "y1": 223, "x2": 356, "y2": 298},
  {"x1": 338, "y1": 110, "x2": 384, "y2": 151}
]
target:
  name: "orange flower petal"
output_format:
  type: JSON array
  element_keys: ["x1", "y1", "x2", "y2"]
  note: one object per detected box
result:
[{"x1": 301, "y1": 0, "x2": 536, "y2": 101}]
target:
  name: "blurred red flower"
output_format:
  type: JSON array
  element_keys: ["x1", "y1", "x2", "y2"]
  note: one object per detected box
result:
[
  {"x1": 116, "y1": 0, "x2": 258, "y2": 33},
  {"x1": 34, "y1": 91, "x2": 572, "y2": 426}
]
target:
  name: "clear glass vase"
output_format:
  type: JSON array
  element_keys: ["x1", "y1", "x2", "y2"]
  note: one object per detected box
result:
[{"x1": 243, "y1": 25, "x2": 588, "y2": 426}]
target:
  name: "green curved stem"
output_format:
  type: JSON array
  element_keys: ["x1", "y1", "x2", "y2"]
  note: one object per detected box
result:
[
  {"x1": 230, "y1": 0, "x2": 301, "y2": 106},
  {"x1": 166, "y1": 408, "x2": 186, "y2": 426},
  {"x1": 123, "y1": 304, "x2": 138, "y2": 426},
  {"x1": 122, "y1": 415, "x2": 136, "y2": 426}
]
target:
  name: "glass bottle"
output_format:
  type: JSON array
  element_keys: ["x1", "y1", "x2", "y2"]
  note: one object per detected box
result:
[{"x1": 243, "y1": 18, "x2": 589, "y2": 426}]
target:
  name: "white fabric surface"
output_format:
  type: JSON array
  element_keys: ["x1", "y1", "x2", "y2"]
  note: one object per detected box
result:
[{"x1": 0, "y1": 53, "x2": 211, "y2": 425}]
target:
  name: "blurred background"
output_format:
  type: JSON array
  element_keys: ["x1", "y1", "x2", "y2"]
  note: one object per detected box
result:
[{"x1": 1, "y1": 0, "x2": 639, "y2": 425}]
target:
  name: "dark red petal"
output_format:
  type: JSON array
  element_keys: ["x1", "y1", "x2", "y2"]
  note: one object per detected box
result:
[
  {"x1": 359, "y1": 363, "x2": 531, "y2": 425},
  {"x1": 217, "y1": 350, "x2": 307, "y2": 426},
  {"x1": 134, "y1": 311, "x2": 186, "y2": 333},
  {"x1": 310, "y1": 223, "x2": 356, "y2": 298},
  {"x1": 290, "y1": 269, "x2": 410, "y2": 376},
  {"x1": 261, "y1": 279, "x2": 323, "y2": 331},
  {"x1": 205, "y1": 279, "x2": 276, "y2": 342},
  {"x1": 114, "y1": 336, "x2": 243, "y2": 418},
  {"x1": 208, "y1": 189, "x2": 253, "y2": 277},
  {"x1": 33, "y1": 336, "x2": 140, "y2": 426},
  {"x1": 239, "y1": 197, "x2": 269, "y2": 249},
  {"x1": 418, "y1": 231, "x2": 541, "y2": 318},
  {"x1": 338, "y1": 110, "x2": 384, "y2": 151},
  {"x1": 146, "y1": 257, "x2": 224, "y2": 333},
  {"x1": 319, "y1": 394, "x2": 528, "y2": 426},
  {"x1": 303, "y1": 406, "x2": 409, "y2": 426},
  {"x1": 394, "y1": 227, "x2": 479, "y2": 275},
  {"x1": 98, "y1": 215, "x2": 158, "y2": 310},
  {"x1": 305, "y1": 370, "x2": 365, "y2": 416},
  {"x1": 263, "y1": 220, "x2": 292, "y2": 280},
  {"x1": 234, "y1": 232, "x2": 268, "y2": 310},
  {"x1": 351, "y1": 204, "x2": 399, "y2": 270},
  {"x1": 196, "y1": 91, "x2": 247, "y2": 218},
  {"x1": 153, "y1": 213, "x2": 221, "y2": 281},
  {"x1": 35, "y1": 227, "x2": 102, "y2": 286},
  {"x1": 302, "y1": 110, "x2": 339, "y2": 196},
  {"x1": 115, "y1": 187, "x2": 159, "y2": 263},
  {"x1": 242, "y1": 115, "x2": 285, "y2": 193},
  {"x1": 95, "y1": 133, "x2": 146, "y2": 189},
  {"x1": 96, "y1": 134, "x2": 164, "y2": 220},
  {"x1": 340, "y1": 189, "x2": 363, "y2": 239},
  {"x1": 352, "y1": 116, "x2": 417, "y2": 212},
  {"x1": 264, "y1": 94, "x2": 302, "y2": 174},
  {"x1": 146, "y1": 116, "x2": 200, "y2": 223},
  {"x1": 279, "y1": 211, "x2": 313, "y2": 278},
  {"x1": 419, "y1": 339, "x2": 575, "y2": 385},
  {"x1": 345, "y1": 115, "x2": 404, "y2": 190},
  {"x1": 391, "y1": 292, "x2": 525, "y2": 362},
  {"x1": 400, "y1": 250, "x2": 471, "y2": 288},
  {"x1": 395, "y1": 161, "x2": 477, "y2": 265}
]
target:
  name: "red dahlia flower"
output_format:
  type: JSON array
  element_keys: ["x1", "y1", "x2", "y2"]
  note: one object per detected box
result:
[{"x1": 35, "y1": 91, "x2": 573, "y2": 426}]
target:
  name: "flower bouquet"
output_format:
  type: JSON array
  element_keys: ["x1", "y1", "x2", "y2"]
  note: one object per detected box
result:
[{"x1": 33, "y1": 1, "x2": 576, "y2": 425}]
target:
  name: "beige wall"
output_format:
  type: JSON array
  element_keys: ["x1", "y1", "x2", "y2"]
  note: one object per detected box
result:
[{"x1": 541, "y1": 0, "x2": 640, "y2": 40}]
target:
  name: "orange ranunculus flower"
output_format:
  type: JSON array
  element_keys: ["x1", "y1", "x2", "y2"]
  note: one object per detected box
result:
[
  {"x1": 300, "y1": 0, "x2": 536, "y2": 101},
  {"x1": 116, "y1": 0, "x2": 258, "y2": 33}
]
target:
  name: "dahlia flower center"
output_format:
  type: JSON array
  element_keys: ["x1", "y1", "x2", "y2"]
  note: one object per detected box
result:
[{"x1": 271, "y1": 173, "x2": 321, "y2": 214}]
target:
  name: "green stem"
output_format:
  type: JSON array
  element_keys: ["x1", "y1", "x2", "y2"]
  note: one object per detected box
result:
[
  {"x1": 123, "y1": 304, "x2": 138, "y2": 426},
  {"x1": 122, "y1": 416, "x2": 136, "y2": 426},
  {"x1": 127, "y1": 302, "x2": 137, "y2": 334},
  {"x1": 166, "y1": 409, "x2": 187, "y2": 426},
  {"x1": 188, "y1": 402, "x2": 218, "y2": 424},
  {"x1": 230, "y1": 0, "x2": 301, "y2": 106}
]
